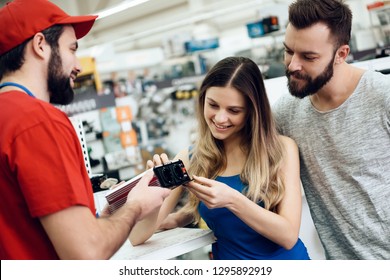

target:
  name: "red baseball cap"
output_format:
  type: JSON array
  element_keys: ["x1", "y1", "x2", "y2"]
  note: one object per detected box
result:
[{"x1": 0, "y1": 0, "x2": 98, "y2": 55}]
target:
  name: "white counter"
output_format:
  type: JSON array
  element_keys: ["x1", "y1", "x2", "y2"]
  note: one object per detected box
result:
[{"x1": 111, "y1": 228, "x2": 215, "y2": 260}]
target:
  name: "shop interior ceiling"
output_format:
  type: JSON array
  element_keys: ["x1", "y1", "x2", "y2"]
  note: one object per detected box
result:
[
  {"x1": 0, "y1": 0, "x2": 376, "y2": 56},
  {"x1": 46, "y1": 0, "x2": 293, "y2": 53}
]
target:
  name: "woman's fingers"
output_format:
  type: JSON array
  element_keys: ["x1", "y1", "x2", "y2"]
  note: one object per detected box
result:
[
  {"x1": 152, "y1": 154, "x2": 163, "y2": 165},
  {"x1": 151, "y1": 153, "x2": 171, "y2": 166},
  {"x1": 147, "y1": 153, "x2": 170, "y2": 169},
  {"x1": 192, "y1": 175, "x2": 214, "y2": 186},
  {"x1": 160, "y1": 153, "x2": 170, "y2": 164},
  {"x1": 186, "y1": 180, "x2": 211, "y2": 197},
  {"x1": 146, "y1": 160, "x2": 154, "y2": 169}
]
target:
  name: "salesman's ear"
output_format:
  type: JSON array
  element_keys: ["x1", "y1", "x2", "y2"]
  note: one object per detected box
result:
[{"x1": 31, "y1": 32, "x2": 51, "y2": 60}]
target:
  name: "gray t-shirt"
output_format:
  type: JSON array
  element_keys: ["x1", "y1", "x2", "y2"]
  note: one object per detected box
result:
[{"x1": 273, "y1": 70, "x2": 390, "y2": 259}]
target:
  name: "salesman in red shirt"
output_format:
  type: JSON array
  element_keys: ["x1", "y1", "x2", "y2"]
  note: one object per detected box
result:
[{"x1": 0, "y1": 0, "x2": 171, "y2": 259}]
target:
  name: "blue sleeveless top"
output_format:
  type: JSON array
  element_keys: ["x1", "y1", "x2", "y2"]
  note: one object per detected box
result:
[{"x1": 198, "y1": 175, "x2": 310, "y2": 260}]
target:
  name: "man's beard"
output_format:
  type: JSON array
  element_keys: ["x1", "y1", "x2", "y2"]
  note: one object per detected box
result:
[
  {"x1": 286, "y1": 57, "x2": 335, "y2": 99},
  {"x1": 48, "y1": 48, "x2": 75, "y2": 105}
]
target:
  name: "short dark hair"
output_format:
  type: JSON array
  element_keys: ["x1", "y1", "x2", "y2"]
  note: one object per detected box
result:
[
  {"x1": 0, "y1": 25, "x2": 64, "y2": 80},
  {"x1": 288, "y1": 0, "x2": 352, "y2": 48}
]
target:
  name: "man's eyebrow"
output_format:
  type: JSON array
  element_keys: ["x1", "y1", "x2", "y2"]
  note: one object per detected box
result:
[{"x1": 283, "y1": 42, "x2": 319, "y2": 56}]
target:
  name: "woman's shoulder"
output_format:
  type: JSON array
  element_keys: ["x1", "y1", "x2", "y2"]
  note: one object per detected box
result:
[
  {"x1": 276, "y1": 135, "x2": 300, "y2": 175},
  {"x1": 277, "y1": 135, "x2": 298, "y2": 153}
]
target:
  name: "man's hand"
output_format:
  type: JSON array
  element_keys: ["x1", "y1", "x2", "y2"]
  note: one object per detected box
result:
[{"x1": 126, "y1": 169, "x2": 171, "y2": 221}]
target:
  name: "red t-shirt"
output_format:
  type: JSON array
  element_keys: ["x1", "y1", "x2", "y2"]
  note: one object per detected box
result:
[{"x1": 0, "y1": 91, "x2": 95, "y2": 259}]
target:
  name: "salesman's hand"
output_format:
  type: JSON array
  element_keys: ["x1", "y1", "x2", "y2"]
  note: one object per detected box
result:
[
  {"x1": 99, "y1": 181, "x2": 126, "y2": 217},
  {"x1": 126, "y1": 169, "x2": 171, "y2": 221}
]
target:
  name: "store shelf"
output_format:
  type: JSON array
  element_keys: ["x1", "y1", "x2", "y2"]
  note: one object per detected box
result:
[{"x1": 368, "y1": 4, "x2": 390, "y2": 45}]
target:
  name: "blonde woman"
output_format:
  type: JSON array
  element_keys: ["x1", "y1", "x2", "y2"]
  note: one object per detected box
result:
[{"x1": 130, "y1": 56, "x2": 310, "y2": 260}]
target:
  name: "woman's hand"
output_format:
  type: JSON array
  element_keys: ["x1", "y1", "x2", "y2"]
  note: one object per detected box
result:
[
  {"x1": 185, "y1": 175, "x2": 239, "y2": 209},
  {"x1": 146, "y1": 153, "x2": 171, "y2": 169}
]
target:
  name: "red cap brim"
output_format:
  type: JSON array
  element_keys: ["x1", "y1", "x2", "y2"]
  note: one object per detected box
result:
[{"x1": 59, "y1": 15, "x2": 98, "y2": 39}]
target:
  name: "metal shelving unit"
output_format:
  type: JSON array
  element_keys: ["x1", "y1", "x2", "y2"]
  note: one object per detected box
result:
[
  {"x1": 70, "y1": 116, "x2": 92, "y2": 177},
  {"x1": 368, "y1": 4, "x2": 390, "y2": 45}
]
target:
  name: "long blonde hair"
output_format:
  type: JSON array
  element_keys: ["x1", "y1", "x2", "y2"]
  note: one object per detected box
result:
[{"x1": 183, "y1": 57, "x2": 285, "y2": 223}]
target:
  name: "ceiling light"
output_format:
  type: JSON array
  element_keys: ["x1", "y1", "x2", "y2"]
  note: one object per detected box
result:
[{"x1": 96, "y1": 0, "x2": 150, "y2": 20}]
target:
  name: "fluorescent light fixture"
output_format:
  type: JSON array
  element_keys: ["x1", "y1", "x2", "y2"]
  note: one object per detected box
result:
[
  {"x1": 96, "y1": 0, "x2": 150, "y2": 20},
  {"x1": 113, "y1": 0, "x2": 264, "y2": 43}
]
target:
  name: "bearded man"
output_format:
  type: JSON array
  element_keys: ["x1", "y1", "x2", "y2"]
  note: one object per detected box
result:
[{"x1": 273, "y1": 0, "x2": 390, "y2": 260}]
